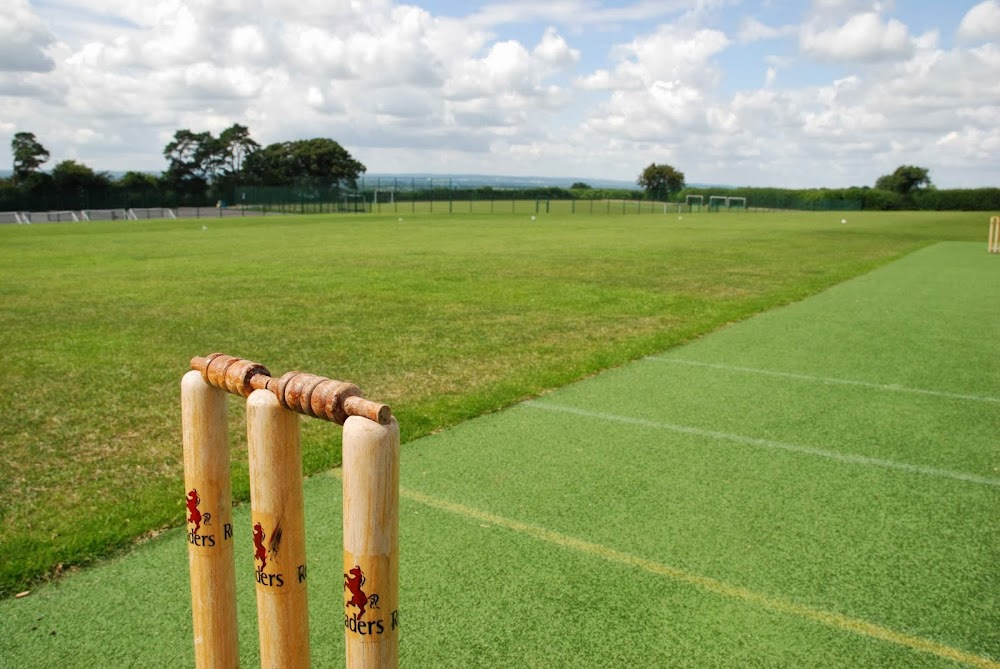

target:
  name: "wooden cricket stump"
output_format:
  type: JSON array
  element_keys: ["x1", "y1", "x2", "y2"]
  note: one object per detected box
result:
[
  {"x1": 182, "y1": 371, "x2": 239, "y2": 669},
  {"x1": 182, "y1": 354, "x2": 397, "y2": 669},
  {"x1": 343, "y1": 415, "x2": 400, "y2": 668},
  {"x1": 248, "y1": 390, "x2": 309, "y2": 668},
  {"x1": 990, "y1": 216, "x2": 1000, "y2": 254}
]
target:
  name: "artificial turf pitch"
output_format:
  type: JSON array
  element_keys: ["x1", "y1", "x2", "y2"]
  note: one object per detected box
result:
[{"x1": 2, "y1": 242, "x2": 997, "y2": 667}]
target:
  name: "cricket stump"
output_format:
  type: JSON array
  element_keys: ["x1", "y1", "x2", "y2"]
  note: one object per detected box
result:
[
  {"x1": 182, "y1": 371, "x2": 239, "y2": 669},
  {"x1": 343, "y1": 415, "x2": 400, "y2": 669},
  {"x1": 247, "y1": 389, "x2": 310, "y2": 668}
]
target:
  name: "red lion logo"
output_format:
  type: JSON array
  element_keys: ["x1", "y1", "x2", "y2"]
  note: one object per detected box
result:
[
  {"x1": 186, "y1": 489, "x2": 201, "y2": 534},
  {"x1": 344, "y1": 565, "x2": 369, "y2": 618},
  {"x1": 253, "y1": 522, "x2": 267, "y2": 571}
]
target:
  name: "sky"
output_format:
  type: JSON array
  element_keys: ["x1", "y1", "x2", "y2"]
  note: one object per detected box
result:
[{"x1": 1, "y1": 0, "x2": 998, "y2": 188}]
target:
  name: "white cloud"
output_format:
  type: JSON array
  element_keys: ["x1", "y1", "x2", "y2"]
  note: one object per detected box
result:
[
  {"x1": 442, "y1": 27, "x2": 578, "y2": 116},
  {"x1": 801, "y1": 12, "x2": 914, "y2": 62},
  {"x1": 957, "y1": 0, "x2": 1000, "y2": 43},
  {"x1": 305, "y1": 86, "x2": 324, "y2": 108},
  {"x1": 228, "y1": 25, "x2": 271, "y2": 63},
  {"x1": 577, "y1": 24, "x2": 730, "y2": 145},
  {"x1": 739, "y1": 17, "x2": 796, "y2": 43},
  {"x1": 0, "y1": 0, "x2": 998, "y2": 188},
  {"x1": 809, "y1": 0, "x2": 895, "y2": 18},
  {"x1": 605, "y1": 24, "x2": 730, "y2": 88},
  {"x1": 534, "y1": 27, "x2": 581, "y2": 70},
  {"x1": 466, "y1": 0, "x2": 690, "y2": 29},
  {"x1": 0, "y1": 0, "x2": 55, "y2": 73}
]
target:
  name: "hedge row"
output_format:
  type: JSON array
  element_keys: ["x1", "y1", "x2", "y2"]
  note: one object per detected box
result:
[{"x1": 679, "y1": 186, "x2": 1000, "y2": 211}]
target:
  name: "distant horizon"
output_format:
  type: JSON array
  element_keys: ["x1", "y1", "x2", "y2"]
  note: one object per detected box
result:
[
  {"x1": 2, "y1": 1, "x2": 998, "y2": 190},
  {"x1": 3, "y1": 166, "x2": 996, "y2": 192},
  {"x1": 0, "y1": 166, "x2": 711, "y2": 190}
]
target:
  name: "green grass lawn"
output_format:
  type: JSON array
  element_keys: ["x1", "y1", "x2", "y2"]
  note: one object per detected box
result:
[
  {"x1": 0, "y1": 209, "x2": 984, "y2": 598},
  {"x1": 2, "y1": 240, "x2": 995, "y2": 668}
]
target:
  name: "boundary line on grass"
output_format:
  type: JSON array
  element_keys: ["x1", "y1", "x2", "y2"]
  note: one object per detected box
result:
[
  {"x1": 646, "y1": 357, "x2": 1000, "y2": 404},
  {"x1": 524, "y1": 402, "x2": 1000, "y2": 489},
  {"x1": 399, "y1": 485, "x2": 1000, "y2": 669}
]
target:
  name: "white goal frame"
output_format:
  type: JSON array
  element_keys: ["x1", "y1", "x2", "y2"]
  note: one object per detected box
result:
[
  {"x1": 81, "y1": 208, "x2": 129, "y2": 221},
  {"x1": 128, "y1": 207, "x2": 177, "y2": 220},
  {"x1": 35, "y1": 210, "x2": 80, "y2": 222},
  {"x1": 0, "y1": 211, "x2": 28, "y2": 224},
  {"x1": 373, "y1": 188, "x2": 395, "y2": 206}
]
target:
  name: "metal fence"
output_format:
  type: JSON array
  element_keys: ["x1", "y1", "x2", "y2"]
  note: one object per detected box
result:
[{"x1": 2, "y1": 178, "x2": 696, "y2": 220}]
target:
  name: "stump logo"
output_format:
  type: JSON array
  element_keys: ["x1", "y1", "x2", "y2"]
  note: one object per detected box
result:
[
  {"x1": 186, "y1": 488, "x2": 208, "y2": 534},
  {"x1": 186, "y1": 488, "x2": 225, "y2": 549},
  {"x1": 253, "y1": 522, "x2": 268, "y2": 571},
  {"x1": 345, "y1": 565, "x2": 392, "y2": 636},
  {"x1": 185, "y1": 488, "x2": 230, "y2": 550},
  {"x1": 345, "y1": 565, "x2": 377, "y2": 618},
  {"x1": 253, "y1": 521, "x2": 286, "y2": 587}
]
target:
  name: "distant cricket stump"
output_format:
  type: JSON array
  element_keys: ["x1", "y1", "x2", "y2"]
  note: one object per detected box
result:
[{"x1": 182, "y1": 353, "x2": 399, "y2": 669}]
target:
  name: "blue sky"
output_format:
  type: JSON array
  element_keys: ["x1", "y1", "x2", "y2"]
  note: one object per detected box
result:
[{"x1": 2, "y1": 1, "x2": 999, "y2": 188}]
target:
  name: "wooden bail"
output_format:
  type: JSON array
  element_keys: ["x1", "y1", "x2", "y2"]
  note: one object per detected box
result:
[
  {"x1": 190, "y1": 354, "x2": 392, "y2": 425},
  {"x1": 181, "y1": 370, "x2": 239, "y2": 669},
  {"x1": 343, "y1": 416, "x2": 401, "y2": 669},
  {"x1": 247, "y1": 389, "x2": 310, "y2": 669}
]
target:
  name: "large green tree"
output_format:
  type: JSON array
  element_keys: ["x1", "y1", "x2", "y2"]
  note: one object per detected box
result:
[
  {"x1": 162, "y1": 129, "x2": 216, "y2": 199},
  {"x1": 51, "y1": 160, "x2": 111, "y2": 190},
  {"x1": 114, "y1": 171, "x2": 161, "y2": 207},
  {"x1": 11, "y1": 132, "x2": 50, "y2": 182},
  {"x1": 163, "y1": 129, "x2": 216, "y2": 180},
  {"x1": 218, "y1": 123, "x2": 259, "y2": 178},
  {"x1": 875, "y1": 165, "x2": 932, "y2": 195},
  {"x1": 638, "y1": 162, "x2": 685, "y2": 199},
  {"x1": 117, "y1": 171, "x2": 161, "y2": 192},
  {"x1": 244, "y1": 138, "x2": 366, "y2": 187},
  {"x1": 161, "y1": 124, "x2": 262, "y2": 196},
  {"x1": 49, "y1": 160, "x2": 111, "y2": 208}
]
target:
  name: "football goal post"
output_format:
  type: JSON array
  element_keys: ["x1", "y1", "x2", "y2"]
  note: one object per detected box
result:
[
  {"x1": 708, "y1": 195, "x2": 727, "y2": 212},
  {"x1": 727, "y1": 197, "x2": 747, "y2": 211},
  {"x1": 128, "y1": 207, "x2": 177, "y2": 220},
  {"x1": 685, "y1": 195, "x2": 703, "y2": 212},
  {"x1": 81, "y1": 208, "x2": 129, "y2": 221},
  {"x1": 0, "y1": 211, "x2": 26, "y2": 224},
  {"x1": 373, "y1": 188, "x2": 395, "y2": 213},
  {"x1": 339, "y1": 193, "x2": 367, "y2": 213}
]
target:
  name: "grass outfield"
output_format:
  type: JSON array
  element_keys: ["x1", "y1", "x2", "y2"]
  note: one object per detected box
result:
[
  {"x1": 1, "y1": 241, "x2": 995, "y2": 667},
  {"x1": 0, "y1": 209, "x2": 984, "y2": 598}
]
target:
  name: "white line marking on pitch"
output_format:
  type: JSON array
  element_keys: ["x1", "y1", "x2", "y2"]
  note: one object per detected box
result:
[
  {"x1": 646, "y1": 357, "x2": 1000, "y2": 404},
  {"x1": 524, "y1": 401, "x2": 1000, "y2": 489},
  {"x1": 399, "y1": 486, "x2": 1000, "y2": 669}
]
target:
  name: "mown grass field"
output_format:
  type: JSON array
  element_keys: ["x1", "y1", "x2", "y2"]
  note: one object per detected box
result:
[
  {"x1": 0, "y1": 209, "x2": 983, "y2": 598},
  {"x1": 2, "y1": 236, "x2": 995, "y2": 668}
]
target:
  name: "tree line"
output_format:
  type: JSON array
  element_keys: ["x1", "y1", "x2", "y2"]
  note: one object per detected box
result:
[
  {"x1": 643, "y1": 162, "x2": 998, "y2": 211},
  {"x1": 2, "y1": 126, "x2": 367, "y2": 211},
  {"x1": 678, "y1": 165, "x2": 999, "y2": 211},
  {"x1": 3, "y1": 135, "x2": 997, "y2": 212}
]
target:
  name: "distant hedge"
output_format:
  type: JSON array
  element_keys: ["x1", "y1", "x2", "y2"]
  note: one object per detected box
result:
[
  {"x1": 679, "y1": 186, "x2": 1000, "y2": 211},
  {"x1": 911, "y1": 188, "x2": 1000, "y2": 211},
  {"x1": 3, "y1": 178, "x2": 998, "y2": 214}
]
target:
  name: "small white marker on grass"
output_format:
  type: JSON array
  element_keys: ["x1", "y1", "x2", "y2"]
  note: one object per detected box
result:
[{"x1": 841, "y1": 219, "x2": 847, "y2": 224}]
